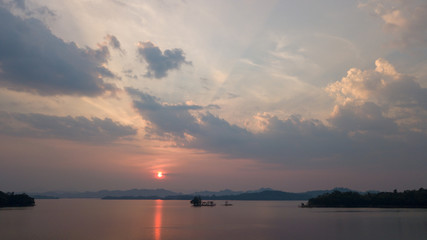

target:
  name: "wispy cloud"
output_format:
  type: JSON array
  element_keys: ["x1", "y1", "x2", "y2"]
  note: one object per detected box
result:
[
  {"x1": 359, "y1": 0, "x2": 427, "y2": 48},
  {"x1": 0, "y1": 112, "x2": 137, "y2": 143}
]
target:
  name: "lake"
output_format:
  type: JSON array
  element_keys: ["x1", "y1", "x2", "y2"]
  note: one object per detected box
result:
[{"x1": 1, "y1": 199, "x2": 426, "y2": 240}]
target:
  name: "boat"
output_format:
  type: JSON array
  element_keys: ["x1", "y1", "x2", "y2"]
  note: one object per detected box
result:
[
  {"x1": 224, "y1": 201, "x2": 232, "y2": 206},
  {"x1": 190, "y1": 196, "x2": 216, "y2": 207},
  {"x1": 201, "y1": 201, "x2": 216, "y2": 206}
]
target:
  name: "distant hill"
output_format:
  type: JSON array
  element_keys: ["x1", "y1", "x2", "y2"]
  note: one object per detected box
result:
[
  {"x1": 103, "y1": 190, "x2": 317, "y2": 201},
  {"x1": 192, "y1": 187, "x2": 355, "y2": 201},
  {"x1": 103, "y1": 188, "x2": 360, "y2": 201},
  {"x1": 190, "y1": 188, "x2": 276, "y2": 196},
  {"x1": 30, "y1": 195, "x2": 59, "y2": 199},
  {"x1": 32, "y1": 188, "x2": 275, "y2": 199},
  {"x1": 32, "y1": 187, "x2": 369, "y2": 200},
  {"x1": 198, "y1": 189, "x2": 335, "y2": 201},
  {"x1": 31, "y1": 188, "x2": 179, "y2": 199},
  {"x1": 191, "y1": 189, "x2": 244, "y2": 196}
]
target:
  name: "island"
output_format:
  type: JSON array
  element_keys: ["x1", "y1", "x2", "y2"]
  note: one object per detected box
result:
[
  {"x1": 190, "y1": 196, "x2": 216, "y2": 206},
  {"x1": 0, "y1": 191, "x2": 35, "y2": 208},
  {"x1": 303, "y1": 188, "x2": 427, "y2": 208}
]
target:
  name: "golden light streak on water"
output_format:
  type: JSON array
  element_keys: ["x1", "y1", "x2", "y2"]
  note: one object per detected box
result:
[{"x1": 154, "y1": 199, "x2": 163, "y2": 240}]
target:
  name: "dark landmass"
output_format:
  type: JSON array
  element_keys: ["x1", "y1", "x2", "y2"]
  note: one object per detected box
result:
[
  {"x1": 31, "y1": 195, "x2": 59, "y2": 199},
  {"x1": 0, "y1": 191, "x2": 35, "y2": 208},
  {"x1": 192, "y1": 189, "x2": 244, "y2": 196},
  {"x1": 33, "y1": 188, "x2": 274, "y2": 199},
  {"x1": 31, "y1": 188, "x2": 179, "y2": 199},
  {"x1": 102, "y1": 188, "x2": 357, "y2": 201},
  {"x1": 191, "y1": 187, "x2": 278, "y2": 196},
  {"x1": 32, "y1": 187, "x2": 377, "y2": 201},
  {"x1": 305, "y1": 188, "x2": 427, "y2": 208}
]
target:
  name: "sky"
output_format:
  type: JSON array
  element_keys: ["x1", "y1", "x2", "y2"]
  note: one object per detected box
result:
[{"x1": 0, "y1": 0, "x2": 426, "y2": 193}]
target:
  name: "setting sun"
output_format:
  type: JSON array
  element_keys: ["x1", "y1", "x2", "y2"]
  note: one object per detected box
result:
[{"x1": 156, "y1": 171, "x2": 164, "y2": 179}]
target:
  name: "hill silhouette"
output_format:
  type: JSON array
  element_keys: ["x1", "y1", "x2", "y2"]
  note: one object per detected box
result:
[
  {"x1": 0, "y1": 191, "x2": 35, "y2": 207},
  {"x1": 102, "y1": 188, "x2": 355, "y2": 200}
]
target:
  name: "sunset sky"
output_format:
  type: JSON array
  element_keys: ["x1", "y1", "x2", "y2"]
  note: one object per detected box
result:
[{"x1": 0, "y1": 0, "x2": 426, "y2": 193}]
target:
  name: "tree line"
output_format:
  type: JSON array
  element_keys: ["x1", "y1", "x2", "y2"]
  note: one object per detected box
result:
[
  {"x1": 306, "y1": 188, "x2": 427, "y2": 208},
  {"x1": 0, "y1": 191, "x2": 35, "y2": 207}
]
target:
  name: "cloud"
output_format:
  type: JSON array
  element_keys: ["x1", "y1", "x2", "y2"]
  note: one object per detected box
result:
[
  {"x1": 127, "y1": 88, "x2": 348, "y2": 164},
  {"x1": 328, "y1": 102, "x2": 398, "y2": 135},
  {"x1": 0, "y1": 112, "x2": 137, "y2": 143},
  {"x1": 0, "y1": 0, "x2": 56, "y2": 24},
  {"x1": 188, "y1": 113, "x2": 350, "y2": 164},
  {"x1": 326, "y1": 58, "x2": 427, "y2": 133},
  {"x1": 104, "y1": 34, "x2": 125, "y2": 54},
  {"x1": 128, "y1": 58, "x2": 427, "y2": 168},
  {"x1": 105, "y1": 34, "x2": 121, "y2": 50},
  {"x1": 0, "y1": 7, "x2": 117, "y2": 96},
  {"x1": 359, "y1": 0, "x2": 427, "y2": 47},
  {"x1": 1, "y1": 0, "x2": 26, "y2": 10},
  {"x1": 127, "y1": 87, "x2": 202, "y2": 138},
  {"x1": 137, "y1": 41, "x2": 191, "y2": 79}
]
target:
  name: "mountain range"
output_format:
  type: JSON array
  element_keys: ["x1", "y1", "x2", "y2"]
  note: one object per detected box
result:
[{"x1": 30, "y1": 187, "x2": 364, "y2": 200}]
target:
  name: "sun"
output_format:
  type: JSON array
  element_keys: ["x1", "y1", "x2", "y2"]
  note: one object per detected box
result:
[{"x1": 156, "y1": 171, "x2": 164, "y2": 179}]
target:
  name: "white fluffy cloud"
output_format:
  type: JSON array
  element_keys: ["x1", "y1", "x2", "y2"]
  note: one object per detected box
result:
[{"x1": 327, "y1": 58, "x2": 427, "y2": 133}]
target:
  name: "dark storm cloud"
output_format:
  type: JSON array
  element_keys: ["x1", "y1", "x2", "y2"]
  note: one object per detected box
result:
[
  {"x1": 0, "y1": 112, "x2": 137, "y2": 143},
  {"x1": 137, "y1": 41, "x2": 191, "y2": 79},
  {"x1": 0, "y1": 7, "x2": 117, "y2": 96}
]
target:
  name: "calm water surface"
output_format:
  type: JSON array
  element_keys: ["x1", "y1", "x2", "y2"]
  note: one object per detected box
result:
[{"x1": 1, "y1": 199, "x2": 427, "y2": 240}]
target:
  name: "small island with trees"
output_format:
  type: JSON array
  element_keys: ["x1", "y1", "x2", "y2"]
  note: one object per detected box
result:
[
  {"x1": 302, "y1": 188, "x2": 427, "y2": 208},
  {"x1": 0, "y1": 191, "x2": 35, "y2": 208},
  {"x1": 190, "y1": 196, "x2": 216, "y2": 206}
]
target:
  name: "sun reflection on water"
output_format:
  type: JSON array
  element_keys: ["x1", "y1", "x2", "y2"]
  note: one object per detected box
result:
[{"x1": 154, "y1": 199, "x2": 163, "y2": 240}]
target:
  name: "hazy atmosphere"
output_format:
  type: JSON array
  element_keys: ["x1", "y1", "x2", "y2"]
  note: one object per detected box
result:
[{"x1": 1, "y1": 0, "x2": 426, "y2": 193}]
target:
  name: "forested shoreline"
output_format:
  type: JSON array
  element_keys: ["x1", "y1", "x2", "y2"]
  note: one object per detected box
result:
[
  {"x1": 0, "y1": 191, "x2": 35, "y2": 208},
  {"x1": 305, "y1": 188, "x2": 427, "y2": 208}
]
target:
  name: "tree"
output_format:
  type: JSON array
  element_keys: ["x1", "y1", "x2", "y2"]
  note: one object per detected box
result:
[
  {"x1": 190, "y1": 196, "x2": 202, "y2": 206},
  {"x1": 0, "y1": 191, "x2": 35, "y2": 207}
]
